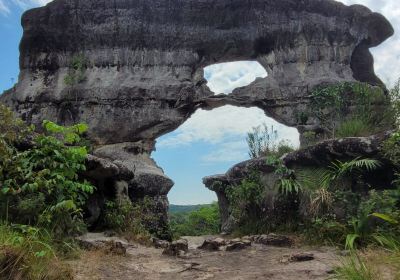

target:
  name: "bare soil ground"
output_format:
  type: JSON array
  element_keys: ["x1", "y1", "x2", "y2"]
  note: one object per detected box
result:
[{"x1": 71, "y1": 236, "x2": 340, "y2": 280}]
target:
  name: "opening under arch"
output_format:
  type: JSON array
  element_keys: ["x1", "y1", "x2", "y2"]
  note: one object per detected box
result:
[
  {"x1": 153, "y1": 105, "x2": 300, "y2": 205},
  {"x1": 152, "y1": 61, "x2": 299, "y2": 205},
  {"x1": 204, "y1": 61, "x2": 268, "y2": 94}
]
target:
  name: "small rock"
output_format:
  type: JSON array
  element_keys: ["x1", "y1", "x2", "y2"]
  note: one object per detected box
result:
[
  {"x1": 242, "y1": 239, "x2": 252, "y2": 246},
  {"x1": 226, "y1": 241, "x2": 250, "y2": 251},
  {"x1": 152, "y1": 238, "x2": 170, "y2": 249},
  {"x1": 198, "y1": 238, "x2": 226, "y2": 251},
  {"x1": 289, "y1": 253, "x2": 314, "y2": 262},
  {"x1": 230, "y1": 238, "x2": 242, "y2": 243},
  {"x1": 104, "y1": 230, "x2": 117, "y2": 237},
  {"x1": 75, "y1": 232, "x2": 130, "y2": 252},
  {"x1": 253, "y1": 234, "x2": 293, "y2": 247},
  {"x1": 109, "y1": 241, "x2": 127, "y2": 255},
  {"x1": 163, "y1": 239, "x2": 188, "y2": 256},
  {"x1": 241, "y1": 236, "x2": 252, "y2": 242}
]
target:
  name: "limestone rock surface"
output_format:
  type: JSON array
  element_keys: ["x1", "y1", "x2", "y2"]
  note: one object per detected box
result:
[{"x1": 0, "y1": 0, "x2": 394, "y2": 234}]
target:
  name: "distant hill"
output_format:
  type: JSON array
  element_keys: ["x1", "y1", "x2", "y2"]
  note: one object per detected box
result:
[{"x1": 169, "y1": 204, "x2": 212, "y2": 214}]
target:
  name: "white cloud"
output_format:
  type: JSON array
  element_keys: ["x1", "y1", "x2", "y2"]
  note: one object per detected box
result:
[
  {"x1": 201, "y1": 140, "x2": 248, "y2": 163},
  {"x1": 157, "y1": 61, "x2": 299, "y2": 153},
  {"x1": 0, "y1": 0, "x2": 52, "y2": 15},
  {"x1": 0, "y1": 1, "x2": 10, "y2": 15},
  {"x1": 205, "y1": 61, "x2": 267, "y2": 94},
  {"x1": 158, "y1": 105, "x2": 300, "y2": 148}
]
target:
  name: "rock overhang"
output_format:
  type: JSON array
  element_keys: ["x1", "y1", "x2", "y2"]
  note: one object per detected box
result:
[
  {"x1": 0, "y1": 0, "x2": 395, "y2": 234},
  {"x1": 1, "y1": 0, "x2": 394, "y2": 146}
]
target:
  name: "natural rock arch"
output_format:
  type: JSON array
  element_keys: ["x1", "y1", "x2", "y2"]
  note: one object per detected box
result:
[{"x1": 0, "y1": 0, "x2": 394, "y2": 234}]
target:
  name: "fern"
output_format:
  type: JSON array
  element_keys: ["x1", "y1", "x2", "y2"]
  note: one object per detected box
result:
[
  {"x1": 323, "y1": 158, "x2": 381, "y2": 187},
  {"x1": 278, "y1": 178, "x2": 301, "y2": 194}
]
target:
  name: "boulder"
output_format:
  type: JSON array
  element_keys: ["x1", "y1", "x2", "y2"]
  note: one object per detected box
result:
[
  {"x1": 198, "y1": 238, "x2": 226, "y2": 251},
  {"x1": 226, "y1": 241, "x2": 251, "y2": 252},
  {"x1": 76, "y1": 232, "x2": 130, "y2": 255},
  {"x1": 203, "y1": 132, "x2": 396, "y2": 234},
  {"x1": 162, "y1": 239, "x2": 189, "y2": 256},
  {"x1": 0, "y1": 0, "x2": 393, "y2": 235},
  {"x1": 152, "y1": 238, "x2": 170, "y2": 249}
]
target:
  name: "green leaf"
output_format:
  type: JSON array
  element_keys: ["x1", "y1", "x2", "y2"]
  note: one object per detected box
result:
[
  {"x1": 1, "y1": 188, "x2": 10, "y2": 194},
  {"x1": 34, "y1": 250, "x2": 47, "y2": 258},
  {"x1": 345, "y1": 234, "x2": 360, "y2": 250},
  {"x1": 371, "y1": 213, "x2": 398, "y2": 224}
]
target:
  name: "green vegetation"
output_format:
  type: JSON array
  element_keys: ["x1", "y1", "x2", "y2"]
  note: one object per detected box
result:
[
  {"x1": 226, "y1": 173, "x2": 267, "y2": 234},
  {"x1": 306, "y1": 82, "x2": 394, "y2": 139},
  {"x1": 169, "y1": 204, "x2": 208, "y2": 214},
  {"x1": 0, "y1": 104, "x2": 93, "y2": 278},
  {"x1": 0, "y1": 224, "x2": 74, "y2": 279},
  {"x1": 0, "y1": 105, "x2": 159, "y2": 278},
  {"x1": 246, "y1": 124, "x2": 294, "y2": 158},
  {"x1": 334, "y1": 253, "x2": 378, "y2": 280},
  {"x1": 64, "y1": 54, "x2": 87, "y2": 86},
  {"x1": 169, "y1": 203, "x2": 220, "y2": 239},
  {"x1": 101, "y1": 197, "x2": 155, "y2": 244},
  {"x1": 0, "y1": 105, "x2": 93, "y2": 237}
]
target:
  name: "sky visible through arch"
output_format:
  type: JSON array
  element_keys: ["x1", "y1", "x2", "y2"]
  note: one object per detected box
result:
[{"x1": 0, "y1": 0, "x2": 400, "y2": 205}]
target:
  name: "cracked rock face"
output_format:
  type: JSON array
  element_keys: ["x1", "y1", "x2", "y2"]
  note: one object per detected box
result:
[
  {"x1": 0, "y1": 0, "x2": 394, "y2": 234},
  {"x1": 204, "y1": 132, "x2": 396, "y2": 233}
]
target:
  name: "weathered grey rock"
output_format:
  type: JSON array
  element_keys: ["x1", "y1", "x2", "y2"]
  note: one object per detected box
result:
[
  {"x1": 226, "y1": 241, "x2": 251, "y2": 252},
  {"x1": 204, "y1": 132, "x2": 396, "y2": 233},
  {"x1": 0, "y1": 0, "x2": 394, "y2": 234},
  {"x1": 76, "y1": 232, "x2": 130, "y2": 255},
  {"x1": 83, "y1": 155, "x2": 135, "y2": 227},
  {"x1": 162, "y1": 239, "x2": 189, "y2": 256},
  {"x1": 283, "y1": 131, "x2": 393, "y2": 167},
  {"x1": 253, "y1": 234, "x2": 293, "y2": 247},
  {"x1": 203, "y1": 159, "x2": 282, "y2": 233},
  {"x1": 198, "y1": 238, "x2": 226, "y2": 251},
  {"x1": 84, "y1": 154, "x2": 135, "y2": 181},
  {"x1": 289, "y1": 252, "x2": 315, "y2": 262},
  {"x1": 1, "y1": 1, "x2": 392, "y2": 145},
  {"x1": 153, "y1": 238, "x2": 170, "y2": 249}
]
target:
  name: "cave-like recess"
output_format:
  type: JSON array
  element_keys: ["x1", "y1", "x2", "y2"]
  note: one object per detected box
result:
[{"x1": 0, "y1": 0, "x2": 394, "y2": 234}]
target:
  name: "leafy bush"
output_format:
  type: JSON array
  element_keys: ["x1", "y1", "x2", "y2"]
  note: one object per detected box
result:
[
  {"x1": 310, "y1": 82, "x2": 393, "y2": 139},
  {"x1": 102, "y1": 198, "x2": 151, "y2": 243},
  {"x1": 267, "y1": 156, "x2": 301, "y2": 195},
  {"x1": 226, "y1": 173, "x2": 265, "y2": 224},
  {"x1": 382, "y1": 131, "x2": 400, "y2": 167},
  {"x1": 170, "y1": 203, "x2": 220, "y2": 238},
  {"x1": 0, "y1": 106, "x2": 94, "y2": 237}
]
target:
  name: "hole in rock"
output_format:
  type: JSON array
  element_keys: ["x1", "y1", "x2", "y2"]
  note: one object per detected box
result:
[
  {"x1": 152, "y1": 61, "x2": 299, "y2": 206},
  {"x1": 204, "y1": 61, "x2": 268, "y2": 94}
]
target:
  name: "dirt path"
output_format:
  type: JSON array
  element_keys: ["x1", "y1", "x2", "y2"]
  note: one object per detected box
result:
[{"x1": 72, "y1": 236, "x2": 339, "y2": 280}]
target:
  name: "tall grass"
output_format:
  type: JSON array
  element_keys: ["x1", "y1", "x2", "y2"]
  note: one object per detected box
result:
[
  {"x1": 0, "y1": 224, "x2": 74, "y2": 280},
  {"x1": 335, "y1": 118, "x2": 371, "y2": 138},
  {"x1": 334, "y1": 253, "x2": 377, "y2": 280}
]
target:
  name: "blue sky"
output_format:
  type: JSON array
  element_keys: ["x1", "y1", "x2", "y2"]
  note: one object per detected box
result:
[{"x1": 1, "y1": 0, "x2": 399, "y2": 205}]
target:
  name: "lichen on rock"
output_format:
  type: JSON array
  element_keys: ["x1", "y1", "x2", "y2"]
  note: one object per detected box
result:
[{"x1": 0, "y1": 0, "x2": 394, "y2": 235}]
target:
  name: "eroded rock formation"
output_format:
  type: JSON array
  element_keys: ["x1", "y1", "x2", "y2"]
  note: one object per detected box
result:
[
  {"x1": 204, "y1": 132, "x2": 395, "y2": 233},
  {"x1": 0, "y1": 0, "x2": 393, "y2": 235}
]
